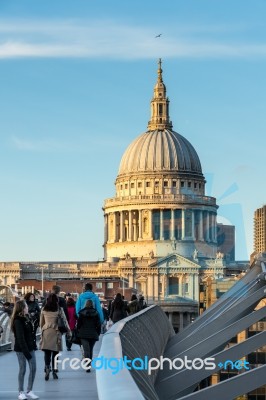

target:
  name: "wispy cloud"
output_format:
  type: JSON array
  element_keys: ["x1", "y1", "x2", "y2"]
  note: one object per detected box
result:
[
  {"x1": 0, "y1": 19, "x2": 266, "y2": 59},
  {"x1": 11, "y1": 135, "x2": 80, "y2": 152},
  {"x1": 10, "y1": 134, "x2": 124, "y2": 152}
]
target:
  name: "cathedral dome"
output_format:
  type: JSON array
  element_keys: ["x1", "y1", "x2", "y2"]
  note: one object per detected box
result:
[
  {"x1": 104, "y1": 59, "x2": 218, "y2": 263},
  {"x1": 118, "y1": 128, "x2": 202, "y2": 176},
  {"x1": 117, "y1": 59, "x2": 203, "y2": 178}
]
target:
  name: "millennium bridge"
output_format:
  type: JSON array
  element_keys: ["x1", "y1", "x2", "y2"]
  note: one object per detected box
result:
[{"x1": 1, "y1": 253, "x2": 266, "y2": 400}]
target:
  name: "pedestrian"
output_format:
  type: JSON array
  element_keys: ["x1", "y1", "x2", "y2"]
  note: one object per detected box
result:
[
  {"x1": 3, "y1": 301, "x2": 14, "y2": 316},
  {"x1": 101, "y1": 304, "x2": 109, "y2": 334},
  {"x1": 24, "y1": 293, "x2": 40, "y2": 339},
  {"x1": 77, "y1": 299, "x2": 101, "y2": 372},
  {"x1": 110, "y1": 293, "x2": 128, "y2": 323},
  {"x1": 138, "y1": 295, "x2": 147, "y2": 310},
  {"x1": 10, "y1": 300, "x2": 39, "y2": 400},
  {"x1": 50, "y1": 285, "x2": 69, "y2": 322},
  {"x1": 127, "y1": 294, "x2": 140, "y2": 315},
  {"x1": 40, "y1": 293, "x2": 71, "y2": 381},
  {"x1": 75, "y1": 282, "x2": 104, "y2": 324},
  {"x1": 65, "y1": 297, "x2": 77, "y2": 351},
  {"x1": 65, "y1": 292, "x2": 72, "y2": 302}
]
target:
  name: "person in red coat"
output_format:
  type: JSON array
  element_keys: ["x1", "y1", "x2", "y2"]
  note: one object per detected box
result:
[{"x1": 65, "y1": 297, "x2": 77, "y2": 351}]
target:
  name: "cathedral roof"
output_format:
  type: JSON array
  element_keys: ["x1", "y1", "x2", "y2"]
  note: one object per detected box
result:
[
  {"x1": 118, "y1": 128, "x2": 202, "y2": 176},
  {"x1": 117, "y1": 59, "x2": 203, "y2": 178}
]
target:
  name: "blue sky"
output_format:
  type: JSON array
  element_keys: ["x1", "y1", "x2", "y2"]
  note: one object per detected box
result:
[{"x1": 0, "y1": 0, "x2": 265, "y2": 261}]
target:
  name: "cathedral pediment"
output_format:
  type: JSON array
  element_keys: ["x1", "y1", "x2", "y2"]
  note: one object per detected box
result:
[{"x1": 150, "y1": 253, "x2": 200, "y2": 271}]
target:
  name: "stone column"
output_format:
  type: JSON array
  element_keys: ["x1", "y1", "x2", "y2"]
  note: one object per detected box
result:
[
  {"x1": 194, "y1": 273, "x2": 199, "y2": 302},
  {"x1": 212, "y1": 213, "x2": 216, "y2": 242},
  {"x1": 113, "y1": 212, "x2": 117, "y2": 242},
  {"x1": 169, "y1": 312, "x2": 173, "y2": 325},
  {"x1": 133, "y1": 216, "x2": 137, "y2": 241},
  {"x1": 128, "y1": 210, "x2": 132, "y2": 241},
  {"x1": 149, "y1": 210, "x2": 153, "y2": 239},
  {"x1": 154, "y1": 274, "x2": 159, "y2": 301},
  {"x1": 119, "y1": 211, "x2": 123, "y2": 242},
  {"x1": 209, "y1": 213, "x2": 212, "y2": 242},
  {"x1": 179, "y1": 312, "x2": 184, "y2": 332},
  {"x1": 181, "y1": 209, "x2": 185, "y2": 239},
  {"x1": 160, "y1": 209, "x2": 164, "y2": 240},
  {"x1": 143, "y1": 280, "x2": 148, "y2": 298},
  {"x1": 199, "y1": 210, "x2": 204, "y2": 240},
  {"x1": 189, "y1": 274, "x2": 194, "y2": 300},
  {"x1": 129, "y1": 274, "x2": 134, "y2": 288},
  {"x1": 117, "y1": 212, "x2": 120, "y2": 242},
  {"x1": 138, "y1": 210, "x2": 142, "y2": 239},
  {"x1": 170, "y1": 209, "x2": 175, "y2": 240},
  {"x1": 147, "y1": 275, "x2": 154, "y2": 302},
  {"x1": 179, "y1": 274, "x2": 183, "y2": 296},
  {"x1": 214, "y1": 214, "x2": 217, "y2": 243},
  {"x1": 206, "y1": 212, "x2": 210, "y2": 241},
  {"x1": 165, "y1": 275, "x2": 169, "y2": 297},
  {"x1": 191, "y1": 210, "x2": 195, "y2": 240},
  {"x1": 104, "y1": 214, "x2": 108, "y2": 243}
]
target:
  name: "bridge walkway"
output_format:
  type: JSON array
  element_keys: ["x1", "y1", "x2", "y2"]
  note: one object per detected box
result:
[{"x1": 0, "y1": 338, "x2": 100, "y2": 400}]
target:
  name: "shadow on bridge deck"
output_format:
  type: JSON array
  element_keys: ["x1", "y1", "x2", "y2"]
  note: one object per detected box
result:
[{"x1": 0, "y1": 338, "x2": 101, "y2": 400}]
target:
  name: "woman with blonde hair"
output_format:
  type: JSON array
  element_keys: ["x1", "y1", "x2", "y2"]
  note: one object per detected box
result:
[
  {"x1": 40, "y1": 293, "x2": 71, "y2": 380},
  {"x1": 11, "y1": 300, "x2": 38, "y2": 400}
]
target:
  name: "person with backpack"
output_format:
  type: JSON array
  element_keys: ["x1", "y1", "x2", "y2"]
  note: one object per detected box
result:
[
  {"x1": 77, "y1": 299, "x2": 101, "y2": 372},
  {"x1": 75, "y1": 283, "x2": 104, "y2": 324}
]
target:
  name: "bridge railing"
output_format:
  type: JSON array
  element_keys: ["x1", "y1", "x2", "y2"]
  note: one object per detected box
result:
[
  {"x1": 0, "y1": 312, "x2": 12, "y2": 351},
  {"x1": 96, "y1": 305, "x2": 174, "y2": 400}
]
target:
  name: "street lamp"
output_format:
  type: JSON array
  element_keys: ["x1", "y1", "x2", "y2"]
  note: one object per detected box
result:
[
  {"x1": 36, "y1": 264, "x2": 46, "y2": 297},
  {"x1": 41, "y1": 267, "x2": 44, "y2": 296}
]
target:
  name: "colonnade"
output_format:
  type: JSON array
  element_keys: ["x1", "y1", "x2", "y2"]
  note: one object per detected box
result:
[
  {"x1": 128, "y1": 272, "x2": 198, "y2": 303},
  {"x1": 105, "y1": 208, "x2": 217, "y2": 244},
  {"x1": 168, "y1": 311, "x2": 197, "y2": 332}
]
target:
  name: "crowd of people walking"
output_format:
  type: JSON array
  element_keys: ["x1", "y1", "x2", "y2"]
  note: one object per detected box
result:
[{"x1": 4, "y1": 283, "x2": 146, "y2": 399}]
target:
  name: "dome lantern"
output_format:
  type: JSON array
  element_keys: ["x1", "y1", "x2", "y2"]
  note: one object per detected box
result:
[{"x1": 148, "y1": 58, "x2": 173, "y2": 131}]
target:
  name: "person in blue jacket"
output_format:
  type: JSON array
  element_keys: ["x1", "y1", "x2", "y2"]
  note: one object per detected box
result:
[{"x1": 76, "y1": 283, "x2": 104, "y2": 324}]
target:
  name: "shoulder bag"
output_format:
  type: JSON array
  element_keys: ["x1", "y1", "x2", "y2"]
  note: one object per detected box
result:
[{"x1": 57, "y1": 308, "x2": 68, "y2": 334}]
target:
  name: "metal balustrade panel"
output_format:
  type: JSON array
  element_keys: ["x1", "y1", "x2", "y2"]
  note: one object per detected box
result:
[
  {"x1": 166, "y1": 264, "x2": 262, "y2": 349},
  {"x1": 164, "y1": 285, "x2": 266, "y2": 358},
  {"x1": 176, "y1": 365, "x2": 266, "y2": 400},
  {"x1": 172, "y1": 330, "x2": 266, "y2": 398}
]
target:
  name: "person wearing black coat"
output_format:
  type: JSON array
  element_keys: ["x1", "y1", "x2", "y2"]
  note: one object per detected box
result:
[
  {"x1": 11, "y1": 300, "x2": 39, "y2": 400},
  {"x1": 110, "y1": 293, "x2": 128, "y2": 323},
  {"x1": 77, "y1": 299, "x2": 101, "y2": 372},
  {"x1": 127, "y1": 294, "x2": 140, "y2": 315},
  {"x1": 24, "y1": 293, "x2": 40, "y2": 338}
]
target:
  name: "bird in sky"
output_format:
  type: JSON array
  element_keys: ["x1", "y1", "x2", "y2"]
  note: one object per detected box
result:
[{"x1": 155, "y1": 34, "x2": 162, "y2": 38}]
